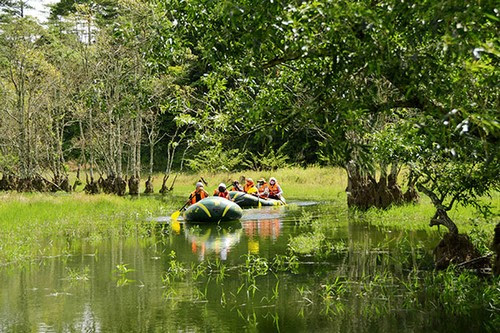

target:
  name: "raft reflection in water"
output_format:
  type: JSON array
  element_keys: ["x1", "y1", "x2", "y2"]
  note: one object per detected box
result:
[
  {"x1": 244, "y1": 218, "x2": 282, "y2": 254},
  {"x1": 184, "y1": 222, "x2": 242, "y2": 260}
]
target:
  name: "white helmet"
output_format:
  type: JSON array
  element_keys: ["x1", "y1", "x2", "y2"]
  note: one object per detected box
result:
[
  {"x1": 218, "y1": 183, "x2": 226, "y2": 190},
  {"x1": 196, "y1": 182, "x2": 203, "y2": 188}
]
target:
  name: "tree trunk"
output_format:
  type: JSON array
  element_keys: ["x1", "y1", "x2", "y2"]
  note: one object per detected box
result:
[
  {"x1": 136, "y1": 112, "x2": 141, "y2": 180},
  {"x1": 145, "y1": 135, "x2": 154, "y2": 194},
  {"x1": 114, "y1": 120, "x2": 126, "y2": 196},
  {"x1": 144, "y1": 175, "x2": 154, "y2": 194},
  {"x1": 433, "y1": 232, "x2": 484, "y2": 270},
  {"x1": 346, "y1": 161, "x2": 404, "y2": 210},
  {"x1": 128, "y1": 175, "x2": 139, "y2": 195},
  {"x1": 387, "y1": 163, "x2": 403, "y2": 204},
  {"x1": 493, "y1": 223, "x2": 500, "y2": 276},
  {"x1": 403, "y1": 169, "x2": 419, "y2": 203}
]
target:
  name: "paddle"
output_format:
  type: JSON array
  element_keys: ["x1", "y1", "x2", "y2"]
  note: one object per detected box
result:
[
  {"x1": 171, "y1": 194, "x2": 192, "y2": 220},
  {"x1": 278, "y1": 195, "x2": 287, "y2": 206}
]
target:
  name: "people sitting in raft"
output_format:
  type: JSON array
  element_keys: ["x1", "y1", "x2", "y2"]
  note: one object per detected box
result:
[
  {"x1": 244, "y1": 178, "x2": 259, "y2": 196},
  {"x1": 231, "y1": 180, "x2": 244, "y2": 192},
  {"x1": 257, "y1": 178, "x2": 269, "y2": 199},
  {"x1": 268, "y1": 177, "x2": 284, "y2": 200},
  {"x1": 188, "y1": 182, "x2": 209, "y2": 205},
  {"x1": 213, "y1": 183, "x2": 229, "y2": 198}
]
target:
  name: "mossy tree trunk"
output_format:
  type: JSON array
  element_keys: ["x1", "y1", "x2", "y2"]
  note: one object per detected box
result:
[
  {"x1": 346, "y1": 162, "x2": 405, "y2": 210},
  {"x1": 416, "y1": 183, "x2": 489, "y2": 270}
]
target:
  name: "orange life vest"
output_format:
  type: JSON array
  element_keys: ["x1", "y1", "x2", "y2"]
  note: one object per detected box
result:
[
  {"x1": 244, "y1": 182, "x2": 257, "y2": 193},
  {"x1": 213, "y1": 189, "x2": 229, "y2": 198},
  {"x1": 258, "y1": 183, "x2": 269, "y2": 197},
  {"x1": 268, "y1": 183, "x2": 281, "y2": 196},
  {"x1": 190, "y1": 189, "x2": 208, "y2": 204}
]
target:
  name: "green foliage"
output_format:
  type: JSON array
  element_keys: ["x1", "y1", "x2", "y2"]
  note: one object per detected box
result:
[
  {"x1": 65, "y1": 266, "x2": 90, "y2": 282},
  {"x1": 0, "y1": 153, "x2": 18, "y2": 173},
  {"x1": 289, "y1": 232, "x2": 325, "y2": 255},
  {"x1": 186, "y1": 146, "x2": 245, "y2": 172},
  {"x1": 243, "y1": 145, "x2": 290, "y2": 171},
  {"x1": 402, "y1": 269, "x2": 500, "y2": 318},
  {"x1": 115, "y1": 263, "x2": 135, "y2": 287},
  {"x1": 0, "y1": 0, "x2": 496, "y2": 242},
  {"x1": 0, "y1": 193, "x2": 172, "y2": 263}
]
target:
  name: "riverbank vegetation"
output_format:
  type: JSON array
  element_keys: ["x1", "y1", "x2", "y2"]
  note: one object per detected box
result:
[
  {"x1": 0, "y1": 166, "x2": 497, "y2": 266},
  {"x1": 0, "y1": 192, "x2": 172, "y2": 264}
]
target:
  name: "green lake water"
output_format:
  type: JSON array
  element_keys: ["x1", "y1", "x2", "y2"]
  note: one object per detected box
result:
[{"x1": 0, "y1": 201, "x2": 494, "y2": 332}]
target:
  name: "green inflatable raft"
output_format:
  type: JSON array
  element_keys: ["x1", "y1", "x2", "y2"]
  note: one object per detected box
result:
[
  {"x1": 183, "y1": 197, "x2": 243, "y2": 223},
  {"x1": 228, "y1": 191, "x2": 285, "y2": 207}
]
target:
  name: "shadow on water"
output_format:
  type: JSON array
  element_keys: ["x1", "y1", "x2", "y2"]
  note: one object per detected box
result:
[{"x1": 0, "y1": 199, "x2": 496, "y2": 332}]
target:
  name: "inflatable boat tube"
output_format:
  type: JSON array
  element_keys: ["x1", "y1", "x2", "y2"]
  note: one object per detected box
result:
[
  {"x1": 184, "y1": 197, "x2": 243, "y2": 222},
  {"x1": 229, "y1": 191, "x2": 285, "y2": 207}
]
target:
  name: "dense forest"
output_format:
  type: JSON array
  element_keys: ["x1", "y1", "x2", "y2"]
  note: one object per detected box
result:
[{"x1": 0, "y1": 1, "x2": 498, "y2": 235}]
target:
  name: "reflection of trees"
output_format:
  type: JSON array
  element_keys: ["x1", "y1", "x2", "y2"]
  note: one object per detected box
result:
[{"x1": 184, "y1": 223, "x2": 242, "y2": 261}]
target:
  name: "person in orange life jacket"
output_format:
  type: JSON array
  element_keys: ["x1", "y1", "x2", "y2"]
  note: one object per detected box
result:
[
  {"x1": 213, "y1": 183, "x2": 229, "y2": 198},
  {"x1": 257, "y1": 178, "x2": 269, "y2": 199},
  {"x1": 188, "y1": 182, "x2": 209, "y2": 205},
  {"x1": 231, "y1": 180, "x2": 244, "y2": 192},
  {"x1": 244, "y1": 178, "x2": 258, "y2": 195},
  {"x1": 268, "y1": 177, "x2": 283, "y2": 199}
]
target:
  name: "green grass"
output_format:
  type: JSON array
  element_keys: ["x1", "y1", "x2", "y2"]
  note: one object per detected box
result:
[
  {"x1": 0, "y1": 193, "x2": 174, "y2": 264},
  {"x1": 69, "y1": 166, "x2": 347, "y2": 201},
  {"x1": 355, "y1": 194, "x2": 500, "y2": 248},
  {"x1": 1, "y1": 166, "x2": 498, "y2": 264}
]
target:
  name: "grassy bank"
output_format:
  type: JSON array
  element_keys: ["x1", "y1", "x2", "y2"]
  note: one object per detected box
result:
[
  {"x1": 1, "y1": 166, "x2": 498, "y2": 264},
  {"x1": 67, "y1": 166, "x2": 348, "y2": 201}
]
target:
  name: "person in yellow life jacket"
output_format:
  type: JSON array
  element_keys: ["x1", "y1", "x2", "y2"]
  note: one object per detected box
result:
[
  {"x1": 189, "y1": 182, "x2": 209, "y2": 205},
  {"x1": 268, "y1": 177, "x2": 283, "y2": 200},
  {"x1": 257, "y1": 178, "x2": 269, "y2": 199},
  {"x1": 244, "y1": 178, "x2": 258, "y2": 195},
  {"x1": 213, "y1": 183, "x2": 229, "y2": 199}
]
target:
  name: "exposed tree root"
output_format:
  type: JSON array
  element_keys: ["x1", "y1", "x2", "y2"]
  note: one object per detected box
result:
[
  {"x1": 84, "y1": 179, "x2": 99, "y2": 194},
  {"x1": 144, "y1": 176, "x2": 154, "y2": 194},
  {"x1": 403, "y1": 187, "x2": 420, "y2": 204},
  {"x1": 433, "y1": 233, "x2": 489, "y2": 270},
  {"x1": 114, "y1": 177, "x2": 126, "y2": 196},
  {"x1": 128, "y1": 176, "x2": 140, "y2": 195},
  {"x1": 0, "y1": 174, "x2": 17, "y2": 191},
  {"x1": 347, "y1": 175, "x2": 405, "y2": 210}
]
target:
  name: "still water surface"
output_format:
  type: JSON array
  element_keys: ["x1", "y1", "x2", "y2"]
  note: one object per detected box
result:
[{"x1": 0, "y1": 201, "x2": 489, "y2": 332}]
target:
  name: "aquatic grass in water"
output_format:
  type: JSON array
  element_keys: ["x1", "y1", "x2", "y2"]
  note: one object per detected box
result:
[
  {"x1": 153, "y1": 249, "x2": 499, "y2": 331},
  {"x1": 400, "y1": 270, "x2": 500, "y2": 332},
  {"x1": 64, "y1": 266, "x2": 90, "y2": 283},
  {"x1": 115, "y1": 263, "x2": 136, "y2": 287},
  {"x1": 289, "y1": 232, "x2": 326, "y2": 254},
  {"x1": 0, "y1": 193, "x2": 173, "y2": 264}
]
